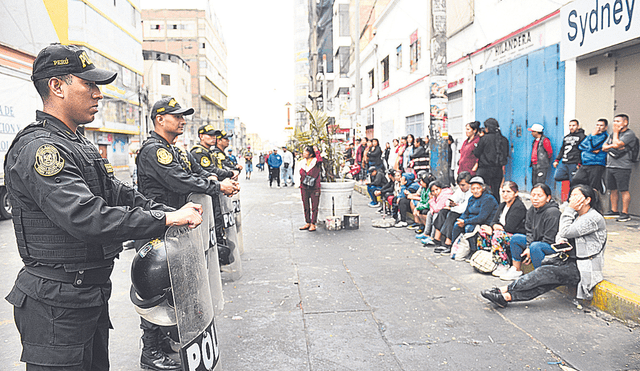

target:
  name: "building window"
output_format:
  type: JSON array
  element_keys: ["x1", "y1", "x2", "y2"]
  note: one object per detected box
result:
[
  {"x1": 396, "y1": 44, "x2": 402, "y2": 69},
  {"x1": 153, "y1": 24, "x2": 162, "y2": 30},
  {"x1": 338, "y1": 47, "x2": 349, "y2": 77},
  {"x1": 161, "y1": 74, "x2": 170, "y2": 86},
  {"x1": 201, "y1": 42, "x2": 206, "y2": 49},
  {"x1": 339, "y1": 4, "x2": 350, "y2": 37},
  {"x1": 406, "y1": 113, "x2": 424, "y2": 137},
  {"x1": 381, "y1": 56, "x2": 389, "y2": 89},
  {"x1": 410, "y1": 30, "x2": 420, "y2": 73},
  {"x1": 368, "y1": 69, "x2": 374, "y2": 95}
]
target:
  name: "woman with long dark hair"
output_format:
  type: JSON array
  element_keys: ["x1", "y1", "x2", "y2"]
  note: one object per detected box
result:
[
  {"x1": 458, "y1": 121, "x2": 481, "y2": 175},
  {"x1": 481, "y1": 184, "x2": 606, "y2": 307},
  {"x1": 299, "y1": 146, "x2": 322, "y2": 232}
]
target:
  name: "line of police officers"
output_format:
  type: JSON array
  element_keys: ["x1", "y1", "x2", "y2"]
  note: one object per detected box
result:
[{"x1": 4, "y1": 43, "x2": 243, "y2": 370}]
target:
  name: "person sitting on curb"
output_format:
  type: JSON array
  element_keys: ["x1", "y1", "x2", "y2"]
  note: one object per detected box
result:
[
  {"x1": 499, "y1": 183, "x2": 561, "y2": 281},
  {"x1": 416, "y1": 179, "x2": 453, "y2": 242},
  {"x1": 436, "y1": 176, "x2": 498, "y2": 255},
  {"x1": 374, "y1": 169, "x2": 396, "y2": 214},
  {"x1": 366, "y1": 166, "x2": 388, "y2": 207},
  {"x1": 480, "y1": 184, "x2": 606, "y2": 307},
  {"x1": 477, "y1": 181, "x2": 528, "y2": 277},
  {"x1": 429, "y1": 171, "x2": 473, "y2": 249},
  {"x1": 394, "y1": 173, "x2": 420, "y2": 227}
]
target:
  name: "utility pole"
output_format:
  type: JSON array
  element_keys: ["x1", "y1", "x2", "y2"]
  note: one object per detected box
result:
[
  {"x1": 354, "y1": 0, "x2": 361, "y2": 143},
  {"x1": 310, "y1": 0, "x2": 320, "y2": 110},
  {"x1": 429, "y1": 0, "x2": 449, "y2": 183}
]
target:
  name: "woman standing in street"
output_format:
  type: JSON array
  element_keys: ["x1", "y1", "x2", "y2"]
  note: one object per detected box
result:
[
  {"x1": 299, "y1": 146, "x2": 322, "y2": 232},
  {"x1": 458, "y1": 121, "x2": 481, "y2": 175}
]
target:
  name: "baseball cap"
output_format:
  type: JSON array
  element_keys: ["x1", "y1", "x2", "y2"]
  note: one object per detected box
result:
[
  {"x1": 213, "y1": 129, "x2": 233, "y2": 139},
  {"x1": 198, "y1": 124, "x2": 216, "y2": 135},
  {"x1": 528, "y1": 123, "x2": 544, "y2": 132},
  {"x1": 469, "y1": 176, "x2": 485, "y2": 185},
  {"x1": 151, "y1": 97, "x2": 194, "y2": 120},
  {"x1": 31, "y1": 44, "x2": 117, "y2": 85}
]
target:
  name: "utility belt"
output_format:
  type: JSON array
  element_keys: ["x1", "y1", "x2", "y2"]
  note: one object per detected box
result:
[{"x1": 24, "y1": 264, "x2": 113, "y2": 287}]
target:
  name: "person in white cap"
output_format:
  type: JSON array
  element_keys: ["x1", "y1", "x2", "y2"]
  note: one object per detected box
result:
[{"x1": 529, "y1": 123, "x2": 553, "y2": 187}]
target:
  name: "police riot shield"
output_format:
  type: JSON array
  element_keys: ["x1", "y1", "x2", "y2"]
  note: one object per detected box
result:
[
  {"x1": 231, "y1": 193, "x2": 244, "y2": 255},
  {"x1": 187, "y1": 193, "x2": 224, "y2": 315},
  {"x1": 164, "y1": 226, "x2": 221, "y2": 371},
  {"x1": 218, "y1": 193, "x2": 242, "y2": 281}
]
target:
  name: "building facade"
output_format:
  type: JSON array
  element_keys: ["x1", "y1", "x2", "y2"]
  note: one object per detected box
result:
[
  {"x1": 1, "y1": 0, "x2": 145, "y2": 181},
  {"x1": 142, "y1": 7, "x2": 228, "y2": 149},
  {"x1": 294, "y1": 0, "x2": 311, "y2": 129}
]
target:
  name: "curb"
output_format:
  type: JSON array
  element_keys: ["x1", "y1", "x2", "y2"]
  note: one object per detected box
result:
[{"x1": 353, "y1": 182, "x2": 640, "y2": 325}]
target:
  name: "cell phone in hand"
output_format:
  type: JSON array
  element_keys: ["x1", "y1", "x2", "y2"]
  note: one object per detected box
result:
[{"x1": 551, "y1": 242, "x2": 573, "y2": 252}]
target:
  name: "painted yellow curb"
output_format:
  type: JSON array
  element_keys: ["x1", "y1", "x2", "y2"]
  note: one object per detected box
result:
[{"x1": 591, "y1": 280, "x2": 640, "y2": 323}]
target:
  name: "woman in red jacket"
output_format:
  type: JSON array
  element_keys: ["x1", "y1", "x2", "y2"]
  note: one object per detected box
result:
[{"x1": 299, "y1": 146, "x2": 322, "y2": 232}]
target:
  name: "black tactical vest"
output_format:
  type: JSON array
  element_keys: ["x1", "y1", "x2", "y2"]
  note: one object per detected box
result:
[{"x1": 8, "y1": 121, "x2": 121, "y2": 269}]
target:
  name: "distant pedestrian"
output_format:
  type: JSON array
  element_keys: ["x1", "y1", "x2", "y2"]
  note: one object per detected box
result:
[
  {"x1": 281, "y1": 146, "x2": 294, "y2": 186},
  {"x1": 383, "y1": 142, "x2": 391, "y2": 168},
  {"x1": 553, "y1": 119, "x2": 585, "y2": 184},
  {"x1": 603, "y1": 114, "x2": 637, "y2": 222},
  {"x1": 258, "y1": 152, "x2": 265, "y2": 171},
  {"x1": 299, "y1": 146, "x2": 322, "y2": 232},
  {"x1": 459, "y1": 121, "x2": 480, "y2": 176},
  {"x1": 572, "y1": 118, "x2": 609, "y2": 193},
  {"x1": 529, "y1": 123, "x2": 553, "y2": 187},
  {"x1": 388, "y1": 139, "x2": 399, "y2": 171},
  {"x1": 367, "y1": 138, "x2": 384, "y2": 170},
  {"x1": 473, "y1": 118, "x2": 509, "y2": 201},
  {"x1": 268, "y1": 149, "x2": 282, "y2": 187},
  {"x1": 244, "y1": 146, "x2": 253, "y2": 180}
]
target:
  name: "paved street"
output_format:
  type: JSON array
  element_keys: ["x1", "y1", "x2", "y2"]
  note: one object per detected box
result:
[{"x1": 1, "y1": 168, "x2": 639, "y2": 370}]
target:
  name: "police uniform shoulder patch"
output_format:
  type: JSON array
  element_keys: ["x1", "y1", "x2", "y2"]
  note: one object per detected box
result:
[
  {"x1": 201, "y1": 156, "x2": 211, "y2": 167},
  {"x1": 156, "y1": 148, "x2": 173, "y2": 165},
  {"x1": 34, "y1": 144, "x2": 64, "y2": 176}
]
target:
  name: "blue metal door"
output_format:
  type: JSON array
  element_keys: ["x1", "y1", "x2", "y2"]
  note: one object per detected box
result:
[{"x1": 474, "y1": 44, "x2": 565, "y2": 196}]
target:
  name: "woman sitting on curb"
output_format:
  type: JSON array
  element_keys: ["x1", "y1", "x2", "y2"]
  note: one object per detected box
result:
[
  {"x1": 416, "y1": 179, "x2": 453, "y2": 241},
  {"x1": 436, "y1": 176, "x2": 498, "y2": 255},
  {"x1": 477, "y1": 181, "x2": 528, "y2": 277},
  {"x1": 499, "y1": 183, "x2": 561, "y2": 281},
  {"x1": 480, "y1": 184, "x2": 607, "y2": 307},
  {"x1": 428, "y1": 172, "x2": 473, "y2": 249}
]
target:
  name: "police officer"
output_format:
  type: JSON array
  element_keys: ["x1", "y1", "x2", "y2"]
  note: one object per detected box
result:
[
  {"x1": 191, "y1": 124, "x2": 238, "y2": 180},
  {"x1": 136, "y1": 97, "x2": 238, "y2": 370},
  {"x1": 4, "y1": 43, "x2": 203, "y2": 370},
  {"x1": 212, "y1": 129, "x2": 243, "y2": 172}
]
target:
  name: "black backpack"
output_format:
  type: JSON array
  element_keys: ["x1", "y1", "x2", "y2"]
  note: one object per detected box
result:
[
  {"x1": 495, "y1": 133, "x2": 510, "y2": 166},
  {"x1": 630, "y1": 135, "x2": 640, "y2": 163}
]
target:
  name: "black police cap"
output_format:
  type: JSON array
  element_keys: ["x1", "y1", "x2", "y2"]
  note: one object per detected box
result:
[
  {"x1": 151, "y1": 97, "x2": 195, "y2": 120},
  {"x1": 212, "y1": 129, "x2": 233, "y2": 139},
  {"x1": 198, "y1": 124, "x2": 216, "y2": 135},
  {"x1": 31, "y1": 44, "x2": 117, "y2": 85}
]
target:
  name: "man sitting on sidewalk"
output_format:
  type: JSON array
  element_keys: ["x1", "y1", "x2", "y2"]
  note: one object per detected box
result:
[{"x1": 367, "y1": 166, "x2": 388, "y2": 207}]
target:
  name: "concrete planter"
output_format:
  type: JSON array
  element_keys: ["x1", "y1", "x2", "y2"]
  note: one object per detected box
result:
[{"x1": 317, "y1": 179, "x2": 356, "y2": 223}]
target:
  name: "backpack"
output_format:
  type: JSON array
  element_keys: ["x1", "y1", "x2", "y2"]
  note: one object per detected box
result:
[
  {"x1": 494, "y1": 133, "x2": 510, "y2": 166},
  {"x1": 630, "y1": 135, "x2": 640, "y2": 163}
]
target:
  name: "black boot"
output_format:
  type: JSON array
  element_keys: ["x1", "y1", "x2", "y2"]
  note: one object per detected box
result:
[{"x1": 140, "y1": 328, "x2": 181, "y2": 370}]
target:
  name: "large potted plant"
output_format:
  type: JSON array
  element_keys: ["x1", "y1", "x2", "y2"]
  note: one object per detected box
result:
[{"x1": 293, "y1": 108, "x2": 355, "y2": 222}]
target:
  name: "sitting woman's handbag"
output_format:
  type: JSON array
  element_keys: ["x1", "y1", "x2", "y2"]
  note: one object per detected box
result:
[
  {"x1": 302, "y1": 175, "x2": 316, "y2": 187},
  {"x1": 469, "y1": 250, "x2": 497, "y2": 273}
]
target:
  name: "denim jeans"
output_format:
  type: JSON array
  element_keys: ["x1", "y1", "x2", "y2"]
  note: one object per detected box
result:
[
  {"x1": 281, "y1": 166, "x2": 293, "y2": 185},
  {"x1": 367, "y1": 185, "x2": 382, "y2": 203},
  {"x1": 509, "y1": 234, "x2": 555, "y2": 268},
  {"x1": 554, "y1": 162, "x2": 577, "y2": 182}
]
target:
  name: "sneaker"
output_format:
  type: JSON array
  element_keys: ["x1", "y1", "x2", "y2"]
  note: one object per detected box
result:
[
  {"x1": 499, "y1": 266, "x2": 523, "y2": 281},
  {"x1": 481, "y1": 287, "x2": 508, "y2": 308},
  {"x1": 422, "y1": 237, "x2": 437, "y2": 246},
  {"x1": 492, "y1": 264, "x2": 510, "y2": 277},
  {"x1": 283, "y1": 184, "x2": 288, "y2": 187},
  {"x1": 604, "y1": 210, "x2": 620, "y2": 219},
  {"x1": 377, "y1": 208, "x2": 384, "y2": 214},
  {"x1": 415, "y1": 233, "x2": 427, "y2": 239},
  {"x1": 368, "y1": 202, "x2": 380, "y2": 208},
  {"x1": 415, "y1": 228, "x2": 424, "y2": 234},
  {"x1": 394, "y1": 221, "x2": 408, "y2": 228},
  {"x1": 434, "y1": 245, "x2": 450, "y2": 254},
  {"x1": 407, "y1": 223, "x2": 421, "y2": 230},
  {"x1": 617, "y1": 213, "x2": 631, "y2": 222},
  {"x1": 439, "y1": 246, "x2": 452, "y2": 255}
]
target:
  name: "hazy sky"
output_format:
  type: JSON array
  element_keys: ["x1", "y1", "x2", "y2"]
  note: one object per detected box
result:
[{"x1": 141, "y1": 0, "x2": 295, "y2": 145}]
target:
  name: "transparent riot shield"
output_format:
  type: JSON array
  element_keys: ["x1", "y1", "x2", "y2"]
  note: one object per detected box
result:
[
  {"x1": 164, "y1": 226, "x2": 221, "y2": 371},
  {"x1": 187, "y1": 193, "x2": 224, "y2": 315},
  {"x1": 218, "y1": 193, "x2": 242, "y2": 281},
  {"x1": 231, "y1": 194, "x2": 244, "y2": 255}
]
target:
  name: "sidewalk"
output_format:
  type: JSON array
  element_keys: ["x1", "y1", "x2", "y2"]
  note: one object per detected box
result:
[{"x1": 354, "y1": 182, "x2": 640, "y2": 325}]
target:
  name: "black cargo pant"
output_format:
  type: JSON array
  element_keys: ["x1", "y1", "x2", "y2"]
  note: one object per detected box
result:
[{"x1": 507, "y1": 261, "x2": 580, "y2": 302}]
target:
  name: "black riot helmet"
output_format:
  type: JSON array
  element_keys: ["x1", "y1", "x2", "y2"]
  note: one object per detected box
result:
[{"x1": 130, "y1": 238, "x2": 176, "y2": 326}]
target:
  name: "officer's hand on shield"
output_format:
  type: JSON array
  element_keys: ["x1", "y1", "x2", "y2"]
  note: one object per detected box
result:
[
  {"x1": 231, "y1": 170, "x2": 240, "y2": 181},
  {"x1": 165, "y1": 202, "x2": 203, "y2": 228},
  {"x1": 220, "y1": 178, "x2": 240, "y2": 196}
]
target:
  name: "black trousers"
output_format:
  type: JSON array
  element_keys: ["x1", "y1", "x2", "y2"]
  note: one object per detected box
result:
[
  {"x1": 507, "y1": 262, "x2": 580, "y2": 302},
  {"x1": 476, "y1": 166, "x2": 503, "y2": 201},
  {"x1": 398, "y1": 198, "x2": 412, "y2": 222},
  {"x1": 572, "y1": 165, "x2": 606, "y2": 192},
  {"x1": 269, "y1": 167, "x2": 280, "y2": 186},
  {"x1": 434, "y1": 209, "x2": 461, "y2": 243}
]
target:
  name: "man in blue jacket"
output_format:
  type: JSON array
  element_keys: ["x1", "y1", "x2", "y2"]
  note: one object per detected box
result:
[
  {"x1": 572, "y1": 118, "x2": 609, "y2": 193},
  {"x1": 268, "y1": 149, "x2": 283, "y2": 187}
]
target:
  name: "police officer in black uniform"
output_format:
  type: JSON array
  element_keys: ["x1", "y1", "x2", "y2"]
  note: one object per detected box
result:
[
  {"x1": 191, "y1": 124, "x2": 237, "y2": 180},
  {"x1": 4, "y1": 43, "x2": 203, "y2": 371},
  {"x1": 211, "y1": 129, "x2": 243, "y2": 172},
  {"x1": 136, "y1": 97, "x2": 239, "y2": 370}
]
